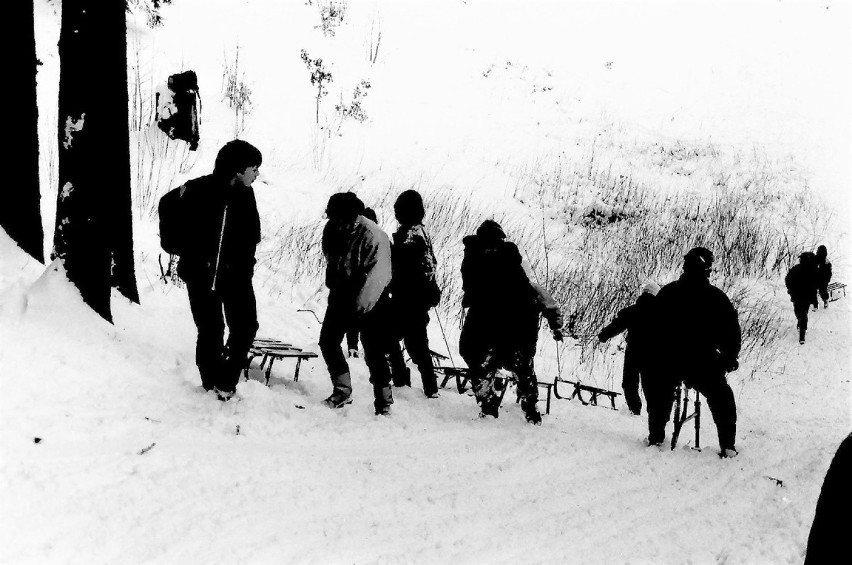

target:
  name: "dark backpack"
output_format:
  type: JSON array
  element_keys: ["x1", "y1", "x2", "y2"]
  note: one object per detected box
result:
[
  {"x1": 156, "y1": 70, "x2": 201, "y2": 150},
  {"x1": 158, "y1": 185, "x2": 188, "y2": 255}
]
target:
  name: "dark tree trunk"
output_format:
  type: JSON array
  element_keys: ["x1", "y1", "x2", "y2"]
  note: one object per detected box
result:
[
  {"x1": 3, "y1": 0, "x2": 44, "y2": 263},
  {"x1": 103, "y1": 3, "x2": 140, "y2": 305},
  {"x1": 55, "y1": 0, "x2": 139, "y2": 322}
]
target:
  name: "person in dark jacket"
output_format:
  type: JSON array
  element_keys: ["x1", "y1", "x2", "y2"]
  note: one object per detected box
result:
[
  {"x1": 345, "y1": 206, "x2": 379, "y2": 358},
  {"x1": 459, "y1": 220, "x2": 563, "y2": 424},
  {"x1": 785, "y1": 252, "x2": 819, "y2": 344},
  {"x1": 804, "y1": 433, "x2": 851, "y2": 565},
  {"x1": 387, "y1": 190, "x2": 440, "y2": 398},
  {"x1": 814, "y1": 245, "x2": 832, "y2": 310},
  {"x1": 319, "y1": 193, "x2": 396, "y2": 415},
  {"x1": 650, "y1": 247, "x2": 742, "y2": 457},
  {"x1": 598, "y1": 282, "x2": 660, "y2": 415},
  {"x1": 175, "y1": 140, "x2": 262, "y2": 400}
]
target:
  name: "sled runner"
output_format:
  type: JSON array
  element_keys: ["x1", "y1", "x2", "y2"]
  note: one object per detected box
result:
[
  {"x1": 670, "y1": 383, "x2": 702, "y2": 450},
  {"x1": 245, "y1": 338, "x2": 318, "y2": 385},
  {"x1": 552, "y1": 377, "x2": 621, "y2": 410},
  {"x1": 827, "y1": 281, "x2": 846, "y2": 302}
]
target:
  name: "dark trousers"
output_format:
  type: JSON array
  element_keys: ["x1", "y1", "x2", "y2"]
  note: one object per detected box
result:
[
  {"x1": 464, "y1": 346, "x2": 539, "y2": 413},
  {"x1": 319, "y1": 292, "x2": 395, "y2": 409},
  {"x1": 622, "y1": 345, "x2": 649, "y2": 415},
  {"x1": 793, "y1": 300, "x2": 811, "y2": 339},
  {"x1": 817, "y1": 284, "x2": 829, "y2": 304},
  {"x1": 346, "y1": 327, "x2": 359, "y2": 351},
  {"x1": 388, "y1": 305, "x2": 438, "y2": 396},
  {"x1": 646, "y1": 367, "x2": 737, "y2": 451},
  {"x1": 186, "y1": 274, "x2": 258, "y2": 393}
]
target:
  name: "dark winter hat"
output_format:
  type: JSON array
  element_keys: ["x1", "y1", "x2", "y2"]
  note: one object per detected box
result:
[
  {"x1": 325, "y1": 192, "x2": 364, "y2": 223},
  {"x1": 213, "y1": 140, "x2": 262, "y2": 178},
  {"x1": 394, "y1": 190, "x2": 425, "y2": 225},
  {"x1": 363, "y1": 207, "x2": 378, "y2": 223},
  {"x1": 816, "y1": 245, "x2": 828, "y2": 261},
  {"x1": 476, "y1": 220, "x2": 506, "y2": 242},
  {"x1": 683, "y1": 246, "x2": 714, "y2": 273},
  {"x1": 799, "y1": 251, "x2": 817, "y2": 265}
]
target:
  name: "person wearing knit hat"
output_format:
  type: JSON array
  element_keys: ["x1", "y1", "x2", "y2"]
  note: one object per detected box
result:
[
  {"x1": 459, "y1": 220, "x2": 563, "y2": 425},
  {"x1": 319, "y1": 192, "x2": 395, "y2": 415},
  {"x1": 598, "y1": 282, "x2": 661, "y2": 415},
  {"x1": 650, "y1": 246, "x2": 742, "y2": 458},
  {"x1": 386, "y1": 189, "x2": 441, "y2": 398}
]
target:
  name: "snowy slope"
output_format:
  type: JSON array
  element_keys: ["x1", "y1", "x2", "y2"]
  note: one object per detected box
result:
[
  {"x1": 4, "y1": 0, "x2": 851, "y2": 563},
  {"x1": 0, "y1": 224, "x2": 849, "y2": 564}
]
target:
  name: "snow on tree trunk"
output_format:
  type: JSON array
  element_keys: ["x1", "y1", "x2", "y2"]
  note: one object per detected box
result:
[{"x1": 55, "y1": 0, "x2": 139, "y2": 322}]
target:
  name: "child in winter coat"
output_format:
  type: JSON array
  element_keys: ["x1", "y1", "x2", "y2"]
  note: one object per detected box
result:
[
  {"x1": 319, "y1": 193, "x2": 395, "y2": 415},
  {"x1": 459, "y1": 220, "x2": 563, "y2": 424},
  {"x1": 598, "y1": 282, "x2": 660, "y2": 415},
  {"x1": 387, "y1": 190, "x2": 441, "y2": 398},
  {"x1": 785, "y1": 252, "x2": 819, "y2": 344},
  {"x1": 345, "y1": 207, "x2": 379, "y2": 357},
  {"x1": 170, "y1": 140, "x2": 262, "y2": 400},
  {"x1": 815, "y1": 245, "x2": 832, "y2": 309}
]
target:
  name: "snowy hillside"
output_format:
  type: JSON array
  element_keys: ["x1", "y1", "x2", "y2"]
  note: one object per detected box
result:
[{"x1": 3, "y1": 0, "x2": 851, "y2": 563}]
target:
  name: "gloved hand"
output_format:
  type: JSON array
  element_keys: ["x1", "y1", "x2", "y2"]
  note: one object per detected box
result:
[
  {"x1": 552, "y1": 328, "x2": 563, "y2": 342},
  {"x1": 726, "y1": 358, "x2": 739, "y2": 372},
  {"x1": 597, "y1": 333, "x2": 607, "y2": 343}
]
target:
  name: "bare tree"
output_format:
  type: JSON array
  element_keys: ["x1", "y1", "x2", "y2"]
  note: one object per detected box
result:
[
  {"x1": 3, "y1": 0, "x2": 44, "y2": 263},
  {"x1": 55, "y1": 0, "x2": 138, "y2": 322}
]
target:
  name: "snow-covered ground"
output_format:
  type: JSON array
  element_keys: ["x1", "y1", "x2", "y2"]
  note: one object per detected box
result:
[{"x1": 2, "y1": 0, "x2": 850, "y2": 563}]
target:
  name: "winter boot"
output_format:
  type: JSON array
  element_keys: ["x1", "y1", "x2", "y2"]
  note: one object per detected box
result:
[
  {"x1": 324, "y1": 372, "x2": 353, "y2": 408},
  {"x1": 720, "y1": 448, "x2": 739, "y2": 459},
  {"x1": 478, "y1": 394, "x2": 500, "y2": 419},
  {"x1": 799, "y1": 328, "x2": 806, "y2": 345},
  {"x1": 373, "y1": 383, "x2": 394, "y2": 416},
  {"x1": 525, "y1": 409, "x2": 542, "y2": 426}
]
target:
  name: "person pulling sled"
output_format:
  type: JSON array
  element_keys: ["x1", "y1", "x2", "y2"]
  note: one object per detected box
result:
[{"x1": 459, "y1": 220, "x2": 563, "y2": 425}]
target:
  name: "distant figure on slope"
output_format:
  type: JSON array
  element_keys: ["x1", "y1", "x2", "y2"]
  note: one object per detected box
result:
[
  {"x1": 814, "y1": 245, "x2": 833, "y2": 310},
  {"x1": 650, "y1": 247, "x2": 741, "y2": 458},
  {"x1": 598, "y1": 282, "x2": 660, "y2": 416},
  {"x1": 804, "y1": 433, "x2": 852, "y2": 565},
  {"x1": 386, "y1": 190, "x2": 441, "y2": 398},
  {"x1": 785, "y1": 252, "x2": 819, "y2": 344},
  {"x1": 169, "y1": 140, "x2": 263, "y2": 400},
  {"x1": 344, "y1": 206, "x2": 379, "y2": 358},
  {"x1": 319, "y1": 193, "x2": 396, "y2": 415},
  {"x1": 459, "y1": 220, "x2": 563, "y2": 424}
]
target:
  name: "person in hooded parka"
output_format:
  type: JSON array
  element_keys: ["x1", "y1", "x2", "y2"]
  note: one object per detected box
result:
[
  {"x1": 649, "y1": 247, "x2": 742, "y2": 458},
  {"x1": 319, "y1": 193, "x2": 396, "y2": 415},
  {"x1": 387, "y1": 190, "x2": 441, "y2": 398},
  {"x1": 785, "y1": 251, "x2": 819, "y2": 344},
  {"x1": 459, "y1": 220, "x2": 563, "y2": 424}
]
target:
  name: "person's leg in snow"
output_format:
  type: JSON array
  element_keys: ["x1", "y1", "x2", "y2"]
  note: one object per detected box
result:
[
  {"x1": 644, "y1": 370, "x2": 677, "y2": 446},
  {"x1": 793, "y1": 299, "x2": 810, "y2": 344},
  {"x1": 185, "y1": 279, "x2": 226, "y2": 392},
  {"x1": 690, "y1": 369, "x2": 738, "y2": 455},
  {"x1": 507, "y1": 348, "x2": 541, "y2": 424},
  {"x1": 621, "y1": 345, "x2": 643, "y2": 415},
  {"x1": 400, "y1": 305, "x2": 439, "y2": 397},
  {"x1": 219, "y1": 273, "x2": 258, "y2": 394},
  {"x1": 360, "y1": 292, "x2": 395, "y2": 415},
  {"x1": 319, "y1": 295, "x2": 354, "y2": 405},
  {"x1": 468, "y1": 350, "x2": 502, "y2": 418}
]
